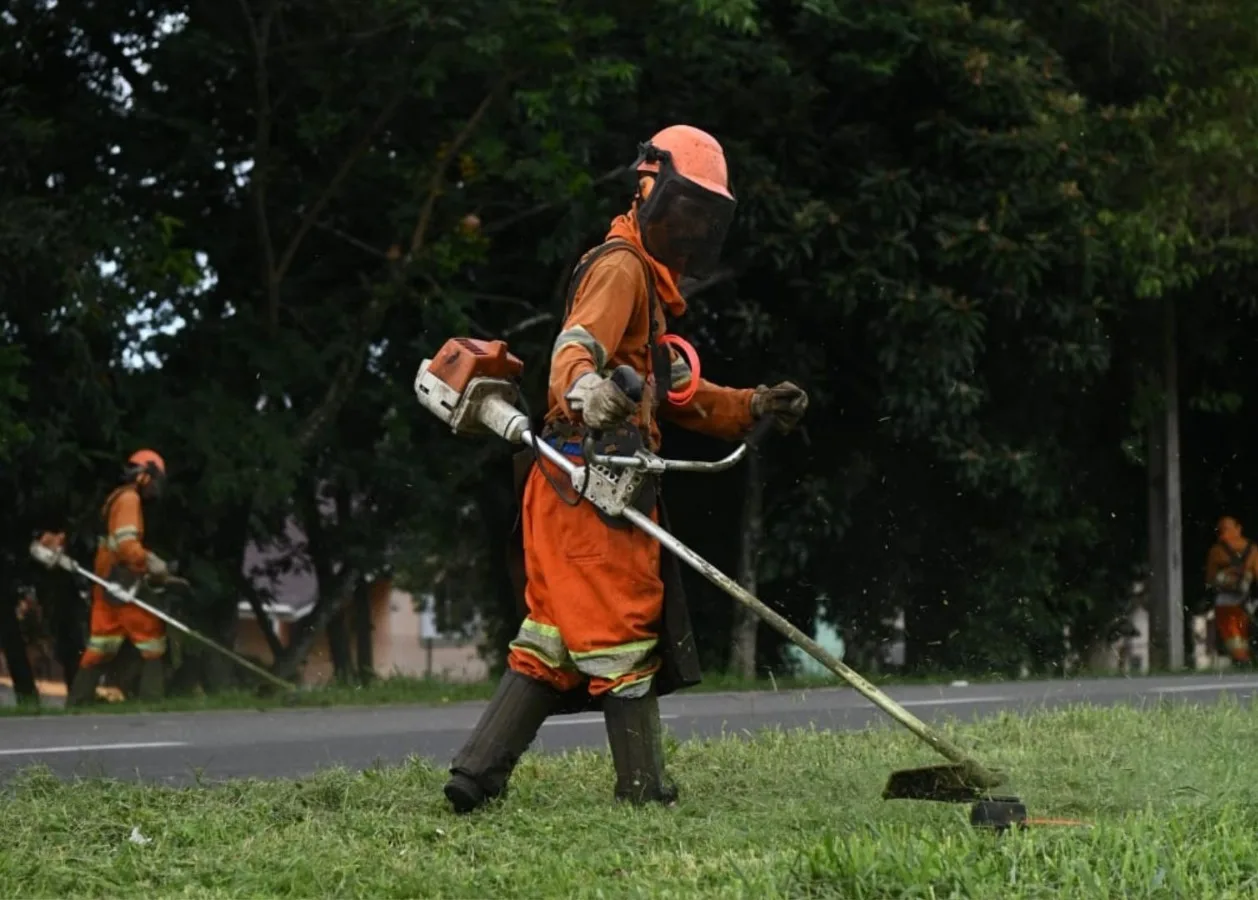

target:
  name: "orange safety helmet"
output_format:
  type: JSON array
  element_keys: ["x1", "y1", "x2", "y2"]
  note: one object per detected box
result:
[
  {"x1": 123, "y1": 449, "x2": 167, "y2": 500},
  {"x1": 635, "y1": 125, "x2": 734, "y2": 201},
  {"x1": 632, "y1": 124, "x2": 737, "y2": 278}
]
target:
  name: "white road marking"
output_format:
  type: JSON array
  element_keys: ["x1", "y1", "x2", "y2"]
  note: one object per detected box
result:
[
  {"x1": 898, "y1": 695, "x2": 1015, "y2": 708},
  {"x1": 542, "y1": 714, "x2": 680, "y2": 727},
  {"x1": 1151, "y1": 681, "x2": 1258, "y2": 694},
  {"x1": 0, "y1": 741, "x2": 188, "y2": 757}
]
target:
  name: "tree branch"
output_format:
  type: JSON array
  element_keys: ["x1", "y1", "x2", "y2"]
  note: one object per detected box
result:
[
  {"x1": 294, "y1": 294, "x2": 392, "y2": 451},
  {"x1": 680, "y1": 265, "x2": 740, "y2": 300},
  {"x1": 274, "y1": 90, "x2": 407, "y2": 286},
  {"x1": 290, "y1": 86, "x2": 508, "y2": 453},
  {"x1": 237, "y1": 0, "x2": 279, "y2": 328},
  {"x1": 482, "y1": 166, "x2": 629, "y2": 236},
  {"x1": 503, "y1": 311, "x2": 555, "y2": 337},
  {"x1": 313, "y1": 220, "x2": 390, "y2": 260},
  {"x1": 407, "y1": 82, "x2": 509, "y2": 259}
]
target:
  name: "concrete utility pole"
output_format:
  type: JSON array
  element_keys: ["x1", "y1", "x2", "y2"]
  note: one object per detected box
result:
[{"x1": 1146, "y1": 295, "x2": 1185, "y2": 670}]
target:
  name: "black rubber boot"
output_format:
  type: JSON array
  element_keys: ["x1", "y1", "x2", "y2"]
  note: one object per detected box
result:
[
  {"x1": 137, "y1": 657, "x2": 165, "y2": 703},
  {"x1": 603, "y1": 687, "x2": 678, "y2": 806},
  {"x1": 66, "y1": 666, "x2": 100, "y2": 708},
  {"x1": 444, "y1": 669, "x2": 562, "y2": 814}
]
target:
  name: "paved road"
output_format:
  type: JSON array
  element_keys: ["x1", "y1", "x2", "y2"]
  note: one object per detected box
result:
[{"x1": 1, "y1": 673, "x2": 1256, "y2": 785}]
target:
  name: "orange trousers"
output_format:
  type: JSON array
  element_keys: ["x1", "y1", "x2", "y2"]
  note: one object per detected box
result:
[
  {"x1": 507, "y1": 455, "x2": 664, "y2": 699},
  {"x1": 1215, "y1": 605, "x2": 1251, "y2": 664},
  {"x1": 79, "y1": 591, "x2": 167, "y2": 668}
]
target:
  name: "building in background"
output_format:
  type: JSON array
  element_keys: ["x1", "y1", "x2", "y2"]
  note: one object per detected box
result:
[{"x1": 236, "y1": 518, "x2": 487, "y2": 685}]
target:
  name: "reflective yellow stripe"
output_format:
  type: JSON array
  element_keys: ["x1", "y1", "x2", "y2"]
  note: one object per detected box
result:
[
  {"x1": 570, "y1": 638, "x2": 658, "y2": 680},
  {"x1": 135, "y1": 637, "x2": 167, "y2": 655},
  {"x1": 105, "y1": 526, "x2": 140, "y2": 552},
  {"x1": 88, "y1": 635, "x2": 124, "y2": 653},
  {"x1": 609, "y1": 672, "x2": 655, "y2": 699},
  {"x1": 553, "y1": 326, "x2": 607, "y2": 370},
  {"x1": 508, "y1": 618, "x2": 573, "y2": 671}
]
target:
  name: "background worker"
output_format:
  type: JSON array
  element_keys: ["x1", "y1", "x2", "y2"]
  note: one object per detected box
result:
[
  {"x1": 443, "y1": 124, "x2": 809, "y2": 814},
  {"x1": 1204, "y1": 515, "x2": 1258, "y2": 666},
  {"x1": 38, "y1": 449, "x2": 176, "y2": 705}
]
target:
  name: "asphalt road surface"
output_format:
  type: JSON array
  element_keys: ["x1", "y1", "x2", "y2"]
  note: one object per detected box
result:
[{"x1": 2, "y1": 673, "x2": 1256, "y2": 786}]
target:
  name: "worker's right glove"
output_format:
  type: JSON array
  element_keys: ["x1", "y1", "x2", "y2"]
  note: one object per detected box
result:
[{"x1": 565, "y1": 372, "x2": 638, "y2": 430}]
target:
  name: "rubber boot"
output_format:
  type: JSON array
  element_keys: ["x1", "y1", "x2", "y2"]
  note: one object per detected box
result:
[
  {"x1": 603, "y1": 686, "x2": 678, "y2": 806},
  {"x1": 137, "y1": 657, "x2": 165, "y2": 703},
  {"x1": 443, "y1": 669, "x2": 562, "y2": 814},
  {"x1": 66, "y1": 666, "x2": 100, "y2": 708}
]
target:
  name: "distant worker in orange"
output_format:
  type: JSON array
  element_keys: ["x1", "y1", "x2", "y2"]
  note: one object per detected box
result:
[
  {"x1": 443, "y1": 124, "x2": 809, "y2": 813},
  {"x1": 41, "y1": 450, "x2": 175, "y2": 705},
  {"x1": 1204, "y1": 516, "x2": 1258, "y2": 666}
]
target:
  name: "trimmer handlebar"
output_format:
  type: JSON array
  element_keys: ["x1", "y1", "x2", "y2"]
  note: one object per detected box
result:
[{"x1": 585, "y1": 413, "x2": 776, "y2": 474}]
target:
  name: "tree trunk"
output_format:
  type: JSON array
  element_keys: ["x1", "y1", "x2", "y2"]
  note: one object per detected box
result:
[
  {"x1": 272, "y1": 578, "x2": 357, "y2": 681},
  {"x1": 728, "y1": 447, "x2": 763, "y2": 679},
  {"x1": 353, "y1": 579, "x2": 374, "y2": 682},
  {"x1": 0, "y1": 584, "x2": 38, "y2": 705},
  {"x1": 1147, "y1": 294, "x2": 1184, "y2": 670},
  {"x1": 327, "y1": 607, "x2": 352, "y2": 680}
]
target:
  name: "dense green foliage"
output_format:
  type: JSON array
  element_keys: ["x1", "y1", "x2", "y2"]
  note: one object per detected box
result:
[{"x1": 3, "y1": 0, "x2": 1256, "y2": 695}]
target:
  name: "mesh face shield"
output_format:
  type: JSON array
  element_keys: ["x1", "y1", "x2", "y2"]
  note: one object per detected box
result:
[{"x1": 634, "y1": 143, "x2": 736, "y2": 279}]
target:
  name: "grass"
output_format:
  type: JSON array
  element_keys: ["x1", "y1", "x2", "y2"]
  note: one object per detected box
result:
[
  {"x1": 4, "y1": 697, "x2": 1258, "y2": 898},
  {"x1": 0, "y1": 670, "x2": 986, "y2": 718},
  {"x1": 2, "y1": 664, "x2": 1245, "y2": 718}
]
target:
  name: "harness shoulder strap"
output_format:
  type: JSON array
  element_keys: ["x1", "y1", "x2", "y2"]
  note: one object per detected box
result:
[
  {"x1": 562, "y1": 238, "x2": 661, "y2": 337},
  {"x1": 100, "y1": 486, "x2": 128, "y2": 529},
  {"x1": 561, "y1": 238, "x2": 668, "y2": 403}
]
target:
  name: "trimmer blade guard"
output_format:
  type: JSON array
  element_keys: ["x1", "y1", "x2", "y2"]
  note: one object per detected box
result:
[{"x1": 882, "y1": 763, "x2": 1012, "y2": 804}]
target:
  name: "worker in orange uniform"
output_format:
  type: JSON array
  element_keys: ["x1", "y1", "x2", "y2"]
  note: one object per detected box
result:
[
  {"x1": 1204, "y1": 516, "x2": 1258, "y2": 666},
  {"x1": 444, "y1": 125, "x2": 809, "y2": 813},
  {"x1": 41, "y1": 450, "x2": 175, "y2": 705}
]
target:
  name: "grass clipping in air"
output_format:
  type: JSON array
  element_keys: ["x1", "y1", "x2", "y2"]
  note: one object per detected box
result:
[{"x1": 4, "y1": 700, "x2": 1258, "y2": 898}]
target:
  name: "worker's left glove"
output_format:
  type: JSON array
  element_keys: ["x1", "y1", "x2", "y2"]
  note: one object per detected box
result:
[
  {"x1": 751, "y1": 382, "x2": 809, "y2": 434},
  {"x1": 145, "y1": 552, "x2": 171, "y2": 584}
]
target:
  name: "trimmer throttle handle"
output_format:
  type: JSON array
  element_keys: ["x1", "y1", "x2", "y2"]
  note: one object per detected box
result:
[
  {"x1": 610, "y1": 365, "x2": 644, "y2": 404},
  {"x1": 744, "y1": 414, "x2": 777, "y2": 448}
]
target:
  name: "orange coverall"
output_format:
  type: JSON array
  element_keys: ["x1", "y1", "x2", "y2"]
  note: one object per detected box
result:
[
  {"x1": 1205, "y1": 536, "x2": 1258, "y2": 664},
  {"x1": 79, "y1": 484, "x2": 167, "y2": 667},
  {"x1": 505, "y1": 212, "x2": 755, "y2": 699}
]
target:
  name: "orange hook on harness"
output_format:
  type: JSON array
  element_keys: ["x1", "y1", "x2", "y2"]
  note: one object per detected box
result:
[{"x1": 658, "y1": 334, "x2": 701, "y2": 406}]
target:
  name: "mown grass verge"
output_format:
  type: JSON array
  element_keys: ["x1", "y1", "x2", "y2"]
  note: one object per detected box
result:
[
  {"x1": 3, "y1": 664, "x2": 1242, "y2": 718},
  {"x1": 0, "y1": 670, "x2": 997, "y2": 717},
  {"x1": 3, "y1": 698, "x2": 1257, "y2": 898}
]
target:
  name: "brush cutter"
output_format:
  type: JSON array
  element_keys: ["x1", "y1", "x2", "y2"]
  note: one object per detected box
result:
[
  {"x1": 28, "y1": 540, "x2": 297, "y2": 694},
  {"x1": 412, "y1": 337, "x2": 1024, "y2": 816}
]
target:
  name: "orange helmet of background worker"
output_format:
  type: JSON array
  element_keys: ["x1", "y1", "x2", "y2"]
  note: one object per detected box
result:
[
  {"x1": 631, "y1": 124, "x2": 737, "y2": 279},
  {"x1": 123, "y1": 448, "x2": 167, "y2": 500}
]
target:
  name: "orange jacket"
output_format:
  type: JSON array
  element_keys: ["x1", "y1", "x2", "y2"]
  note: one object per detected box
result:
[
  {"x1": 1205, "y1": 540, "x2": 1258, "y2": 592},
  {"x1": 547, "y1": 213, "x2": 754, "y2": 449},
  {"x1": 92, "y1": 484, "x2": 152, "y2": 588}
]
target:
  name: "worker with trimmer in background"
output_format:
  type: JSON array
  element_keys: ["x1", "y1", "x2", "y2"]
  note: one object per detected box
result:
[
  {"x1": 443, "y1": 124, "x2": 809, "y2": 813},
  {"x1": 1204, "y1": 515, "x2": 1258, "y2": 667},
  {"x1": 36, "y1": 449, "x2": 177, "y2": 705}
]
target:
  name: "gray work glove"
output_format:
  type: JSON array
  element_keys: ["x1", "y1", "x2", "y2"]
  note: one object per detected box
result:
[
  {"x1": 565, "y1": 372, "x2": 638, "y2": 429},
  {"x1": 751, "y1": 381, "x2": 809, "y2": 433},
  {"x1": 145, "y1": 552, "x2": 171, "y2": 584}
]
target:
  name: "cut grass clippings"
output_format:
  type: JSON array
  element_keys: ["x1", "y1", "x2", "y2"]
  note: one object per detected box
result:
[{"x1": 4, "y1": 698, "x2": 1258, "y2": 898}]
